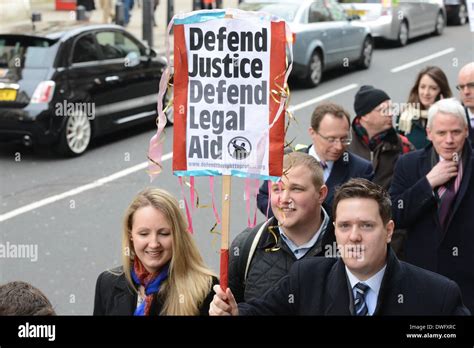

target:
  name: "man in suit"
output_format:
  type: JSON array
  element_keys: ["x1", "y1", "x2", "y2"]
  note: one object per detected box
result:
[
  {"x1": 210, "y1": 178, "x2": 470, "y2": 316},
  {"x1": 390, "y1": 98, "x2": 474, "y2": 314},
  {"x1": 457, "y1": 62, "x2": 474, "y2": 145},
  {"x1": 257, "y1": 102, "x2": 374, "y2": 218}
]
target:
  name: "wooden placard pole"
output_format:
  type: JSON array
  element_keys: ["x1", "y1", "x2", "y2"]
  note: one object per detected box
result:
[
  {"x1": 220, "y1": 175, "x2": 231, "y2": 290},
  {"x1": 220, "y1": 11, "x2": 234, "y2": 291}
]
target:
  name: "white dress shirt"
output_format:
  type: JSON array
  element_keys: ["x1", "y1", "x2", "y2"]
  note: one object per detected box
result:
[{"x1": 345, "y1": 265, "x2": 387, "y2": 315}]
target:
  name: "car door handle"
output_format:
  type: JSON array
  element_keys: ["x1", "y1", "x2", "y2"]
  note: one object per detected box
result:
[
  {"x1": 105, "y1": 76, "x2": 119, "y2": 82},
  {"x1": 322, "y1": 31, "x2": 327, "y2": 36}
]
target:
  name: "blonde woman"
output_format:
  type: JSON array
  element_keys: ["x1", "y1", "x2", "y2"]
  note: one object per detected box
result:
[{"x1": 93, "y1": 188, "x2": 218, "y2": 315}]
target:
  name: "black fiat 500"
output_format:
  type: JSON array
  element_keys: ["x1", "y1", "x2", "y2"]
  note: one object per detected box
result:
[{"x1": 0, "y1": 24, "x2": 171, "y2": 156}]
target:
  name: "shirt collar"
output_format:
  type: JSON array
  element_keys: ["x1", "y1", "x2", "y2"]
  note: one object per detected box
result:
[
  {"x1": 278, "y1": 206, "x2": 330, "y2": 258},
  {"x1": 345, "y1": 264, "x2": 387, "y2": 296},
  {"x1": 308, "y1": 145, "x2": 334, "y2": 170}
]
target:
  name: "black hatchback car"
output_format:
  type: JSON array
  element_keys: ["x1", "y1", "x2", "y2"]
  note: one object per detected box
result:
[{"x1": 0, "y1": 23, "x2": 171, "y2": 156}]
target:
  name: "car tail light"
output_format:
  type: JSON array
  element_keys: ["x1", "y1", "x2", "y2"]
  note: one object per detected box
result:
[{"x1": 31, "y1": 81, "x2": 56, "y2": 103}]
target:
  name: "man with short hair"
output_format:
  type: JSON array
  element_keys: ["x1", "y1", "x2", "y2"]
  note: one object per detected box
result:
[
  {"x1": 228, "y1": 152, "x2": 335, "y2": 303},
  {"x1": 390, "y1": 98, "x2": 474, "y2": 314},
  {"x1": 457, "y1": 62, "x2": 474, "y2": 145},
  {"x1": 0, "y1": 281, "x2": 56, "y2": 315},
  {"x1": 349, "y1": 85, "x2": 414, "y2": 190},
  {"x1": 211, "y1": 179, "x2": 470, "y2": 316},
  {"x1": 257, "y1": 102, "x2": 374, "y2": 218}
]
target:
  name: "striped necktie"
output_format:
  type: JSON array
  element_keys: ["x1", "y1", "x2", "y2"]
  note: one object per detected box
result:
[
  {"x1": 319, "y1": 160, "x2": 328, "y2": 170},
  {"x1": 354, "y1": 282, "x2": 370, "y2": 316}
]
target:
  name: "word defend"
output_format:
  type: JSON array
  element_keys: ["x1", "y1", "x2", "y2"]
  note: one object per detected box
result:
[{"x1": 173, "y1": 10, "x2": 287, "y2": 178}]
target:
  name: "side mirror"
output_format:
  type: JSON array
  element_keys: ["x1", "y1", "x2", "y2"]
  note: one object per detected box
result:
[{"x1": 125, "y1": 51, "x2": 140, "y2": 67}]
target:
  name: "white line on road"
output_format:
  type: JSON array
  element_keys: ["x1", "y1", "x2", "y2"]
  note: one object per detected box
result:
[
  {"x1": 1, "y1": 84, "x2": 358, "y2": 222},
  {"x1": 390, "y1": 48, "x2": 455, "y2": 73},
  {"x1": 0, "y1": 153, "x2": 173, "y2": 222}
]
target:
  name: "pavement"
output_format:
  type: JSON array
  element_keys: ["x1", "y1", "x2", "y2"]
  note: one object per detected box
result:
[{"x1": 0, "y1": 0, "x2": 239, "y2": 55}]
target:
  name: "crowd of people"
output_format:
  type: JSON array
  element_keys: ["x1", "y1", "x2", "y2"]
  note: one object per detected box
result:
[{"x1": 1, "y1": 62, "x2": 473, "y2": 317}]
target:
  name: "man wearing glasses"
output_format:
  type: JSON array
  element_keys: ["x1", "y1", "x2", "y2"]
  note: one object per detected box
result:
[
  {"x1": 457, "y1": 62, "x2": 474, "y2": 146},
  {"x1": 257, "y1": 102, "x2": 374, "y2": 218},
  {"x1": 348, "y1": 85, "x2": 414, "y2": 190}
]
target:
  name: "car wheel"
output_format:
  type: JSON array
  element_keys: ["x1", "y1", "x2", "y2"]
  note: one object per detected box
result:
[
  {"x1": 396, "y1": 20, "x2": 409, "y2": 46},
  {"x1": 451, "y1": 4, "x2": 468, "y2": 25},
  {"x1": 57, "y1": 111, "x2": 92, "y2": 156},
  {"x1": 304, "y1": 50, "x2": 323, "y2": 88},
  {"x1": 357, "y1": 37, "x2": 373, "y2": 69},
  {"x1": 434, "y1": 12, "x2": 445, "y2": 35}
]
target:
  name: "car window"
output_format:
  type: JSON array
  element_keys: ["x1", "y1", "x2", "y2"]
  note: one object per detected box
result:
[
  {"x1": 238, "y1": 2, "x2": 300, "y2": 22},
  {"x1": 0, "y1": 35, "x2": 55, "y2": 68},
  {"x1": 96, "y1": 31, "x2": 142, "y2": 60},
  {"x1": 309, "y1": 0, "x2": 332, "y2": 23},
  {"x1": 327, "y1": 0, "x2": 347, "y2": 21},
  {"x1": 72, "y1": 34, "x2": 100, "y2": 63}
]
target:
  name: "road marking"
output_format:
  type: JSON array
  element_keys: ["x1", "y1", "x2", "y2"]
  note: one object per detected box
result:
[
  {"x1": 288, "y1": 84, "x2": 358, "y2": 113},
  {"x1": 390, "y1": 48, "x2": 455, "y2": 73},
  {"x1": 0, "y1": 153, "x2": 173, "y2": 222},
  {"x1": 1, "y1": 84, "x2": 358, "y2": 222}
]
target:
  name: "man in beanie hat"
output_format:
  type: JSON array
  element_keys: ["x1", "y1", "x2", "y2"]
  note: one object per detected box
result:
[{"x1": 348, "y1": 85, "x2": 414, "y2": 190}]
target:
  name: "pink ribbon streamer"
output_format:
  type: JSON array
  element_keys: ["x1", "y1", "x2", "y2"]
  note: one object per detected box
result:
[{"x1": 147, "y1": 15, "x2": 175, "y2": 182}]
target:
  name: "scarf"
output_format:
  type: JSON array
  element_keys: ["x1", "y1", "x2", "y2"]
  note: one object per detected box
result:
[
  {"x1": 353, "y1": 116, "x2": 391, "y2": 151},
  {"x1": 398, "y1": 105, "x2": 428, "y2": 134},
  {"x1": 131, "y1": 258, "x2": 169, "y2": 316}
]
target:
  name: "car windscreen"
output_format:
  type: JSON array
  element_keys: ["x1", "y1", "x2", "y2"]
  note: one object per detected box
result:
[
  {"x1": 0, "y1": 35, "x2": 57, "y2": 69},
  {"x1": 238, "y1": 2, "x2": 300, "y2": 22}
]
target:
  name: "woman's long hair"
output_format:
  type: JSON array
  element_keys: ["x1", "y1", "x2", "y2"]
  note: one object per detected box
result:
[
  {"x1": 122, "y1": 188, "x2": 215, "y2": 315},
  {"x1": 407, "y1": 66, "x2": 452, "y2": 109}
]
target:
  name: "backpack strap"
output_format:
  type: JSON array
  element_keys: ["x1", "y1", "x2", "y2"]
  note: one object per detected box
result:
[{"x1": 236, "y1": 219, "x2": 272, "y2": 288}]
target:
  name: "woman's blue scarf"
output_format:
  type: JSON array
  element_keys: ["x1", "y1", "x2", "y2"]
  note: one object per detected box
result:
[{"x1": 132, "y1": 263, "x2": 170, "y2": 316}]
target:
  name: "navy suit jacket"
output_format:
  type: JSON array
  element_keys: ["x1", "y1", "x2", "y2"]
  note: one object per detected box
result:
[
  {"x1": 238, "y1": 248, "x2": 470, "y2": 315},
  {"x1": 389, "y1": 143, "x2": 474, "y2": 314},
  {"x1": 256, "y1": 146, "x2": 374, "y2": 218}
]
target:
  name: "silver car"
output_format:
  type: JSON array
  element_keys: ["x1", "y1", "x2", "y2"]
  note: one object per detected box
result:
[
  {"x1": 338, "y1": 0, "x2": 446, "y2": 46},
  {"x1": 239, "y1": 0, "x2": 374, "y2": 88}
]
